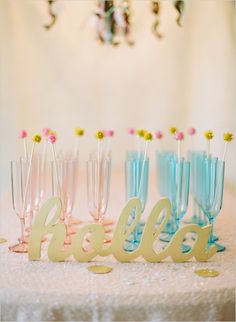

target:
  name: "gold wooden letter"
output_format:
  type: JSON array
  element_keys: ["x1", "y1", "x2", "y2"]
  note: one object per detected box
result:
[
  {"x1": 28, "y1": 197, "x2": 71, "y2": 261},
  {"x1": 28, "y1": 196, "x2": 217, "y2": 263}
]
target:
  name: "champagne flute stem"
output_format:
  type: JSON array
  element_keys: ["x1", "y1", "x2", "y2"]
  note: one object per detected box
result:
[
  {"x1": 21, "y1": 142, "x2": 35, "y2": 242},
  {"x1": 98, "y1": 215, "x2": 102, "y2": 224},
  {"x1": 20, "y1": 217, "x2": 26, "y2": 243},
  {"x1": 133, "y1": 226, "x2": 138, "y2": 243},
  {"x1": 22, "y1": 143, "x2": 35, "y2": 214},
  {"x1": 209, "y1": 218, "x2": 215, "y2": 244},
  {"x1": 29, "y1": 210, "x2": 33, "y2": 231},
  {"x1": 175, "y1": 218, "x2": 180, "y2": 234},
  {"x1": 193, "y1": 200, "x2": 198, "y2": 223}
]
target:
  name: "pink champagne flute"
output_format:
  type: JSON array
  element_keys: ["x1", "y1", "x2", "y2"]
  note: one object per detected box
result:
[
  {"x1": 51, "y1": 157, "x2": 78, "y2": 244},
  {"x1": 9, "y1": 160, "x2": 28, "y2": 253},
  {"x1": 87, "y1": 153, "x2": 111, "y2": 244},
  {"x1": 21, "y1": 155, "x2": 41, "y2": 235}
]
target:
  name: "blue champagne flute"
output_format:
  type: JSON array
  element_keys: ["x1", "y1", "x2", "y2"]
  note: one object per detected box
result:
[
  {"x1": 161, "y1": 157, "x2": 191, "y2": 253},
  {"x1": 124, "y1": 154, "x2": 149, "y2": 251},
  {"x1": 156, "y1": 151, "x2": 175, "y2": 233},
  {"x1": 190, "y1": 152, "x2": 219, "y2": 242},
  {"x1": 200, "y1": 156, "x2": 225, "y2": 252}
]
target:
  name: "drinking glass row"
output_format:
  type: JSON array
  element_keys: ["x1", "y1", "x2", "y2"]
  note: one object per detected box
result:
[
  {"x1": 10, "y1": 149, "x2": 225, "y2": 253},
  {"x1": 10, "y1": 153, "x2": 111, "y2": 252},
  {"x1": 126, "y1": 150, "x2": 225, "y2": 252}
]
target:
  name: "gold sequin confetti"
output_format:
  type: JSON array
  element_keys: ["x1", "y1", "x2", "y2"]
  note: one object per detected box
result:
[
  {"x1": 195, "y1": 268, "x2": 220, "y2": 278},
  {"x1": 87, "y1": 265, "x2": 113, "y2": 274},
  {"x1": 0, "y1": 238, "x2": 7, "y2": 244}
]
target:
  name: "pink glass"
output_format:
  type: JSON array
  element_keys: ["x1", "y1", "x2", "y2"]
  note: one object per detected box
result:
[
  {"x1": 51, "y1": 157, "x2": 79, "y2": 243},
  {"x1": 21, "y1": 156, "x2": 41, "y2": 235},
  {"x1": 9, "y1": 160, "x2": 28, "y2": 253},
  {"x1": 87, "y1": 153, "x2": 111, "y2": 243}
]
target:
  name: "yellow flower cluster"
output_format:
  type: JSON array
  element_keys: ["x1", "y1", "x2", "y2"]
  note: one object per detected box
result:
[
  {"x1": 204, "y1": 130, "x2": 214, "y2": 140},
  {"x1": 32, "y1": 133, "x2": 42, "y2": 143},
  {"x1": 223, "y1": 132, "x2": 234, "y2": 142},
  {"x1": 75, "y1": 127, "x2": 84, "y2": 136},
  {"x1": 136, "y1": 129, "x2": 146, "y2": 137},
  {"x1": 95, "y1": 131, "x2": 104, "y2": 140},
  {"x1": 169, "y1": 127, "x2": 177, "y2": 135},
  {"x1": 144, "y1": 132, "x2": 153, "y2": 141}
]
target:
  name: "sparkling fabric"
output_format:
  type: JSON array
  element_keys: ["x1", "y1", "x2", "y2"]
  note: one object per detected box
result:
[{"x1": 0, "y1": 176, "x2": 235, "y2": 321}]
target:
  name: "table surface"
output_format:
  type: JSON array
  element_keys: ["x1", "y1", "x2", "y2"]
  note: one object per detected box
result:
[{"x1": 0, "y1": 171, "x2": 235, "y2": 321}]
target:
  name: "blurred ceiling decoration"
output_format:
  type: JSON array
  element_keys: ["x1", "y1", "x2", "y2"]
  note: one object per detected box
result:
[
  {"x1": 151, "y1": 0, "x2": 163, "y2": 39},
  {"x1": 174, "y1": 0, "x2": 185, "y2": 27},
  {"x1": 44, "y1": 0, "x2": 57, "y2": 30},
  {"x1": 93, "y1": 0, "x2": 134, "y2": 46},
  {"x1": 43, "y1": 0, "x2": 184, "y2": 43},
  {"x1": 151, "y1": 0, "x2": 184, "y2": 38}
]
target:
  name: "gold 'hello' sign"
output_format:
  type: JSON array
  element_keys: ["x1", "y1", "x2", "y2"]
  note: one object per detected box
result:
[{"x1": 28, "y1": 197, "x2": 217, "y2": 263}]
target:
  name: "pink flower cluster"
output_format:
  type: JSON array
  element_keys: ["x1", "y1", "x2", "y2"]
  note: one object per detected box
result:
[
  {"x1": 155, "y1": 130, "x2": 163, "y2": 140},
  {"x1": 188, "y1": 127, "x2": 196, "y2": 136},
  {"x1": 19, "y1": 130, "x2": 27, "y2": 139},
  {"x1": 175, "y1": 131, "x2": 184, "y2": 141},
  {"x1": 103, "y1": 129, "x2": 114, "y2": 137}
]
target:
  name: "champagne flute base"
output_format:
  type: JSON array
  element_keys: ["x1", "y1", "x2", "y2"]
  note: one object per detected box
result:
[
  {"x1": 192, "y1": 234, "x2": 219, "y2": 242},
  {"x1": 124, "y1": 240, "x2": 140, "y2": 252},
  {"x1": 126, "y1": 233, "x2": 142, "y2": 243},
  {"x1": 160, "y1": 234, "x2": 186, "y2": 243},
  {"x1": 18, "y1": 235, "x2": 47, "y2": 243},
  {"x1": 207, "y1": 242, "x2": 225, "y2": 252},
  {"x1": 103, "y1": 235, "x2": 112, "y2": 244},
  {"x1": 68, "y1": 216, "x2": 83, "y2": 226},
  {"x1": 85, "y1": 234, "x2": 112, "y2": 245},
  {"x1": 101, "y1": 218, "x2": 115, "y2": 226},
  {"x1": 9, "y1": 241, "x2": 28, "y2": 253}
]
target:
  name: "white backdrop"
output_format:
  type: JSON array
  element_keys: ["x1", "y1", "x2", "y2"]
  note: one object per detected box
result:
[{"x1": 0, "y1": 0, "x2": 235, "y2": 197}]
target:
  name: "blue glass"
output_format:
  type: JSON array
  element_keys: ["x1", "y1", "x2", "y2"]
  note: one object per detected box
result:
[
  {"x1": 198, "y1": 157, "x2": 225, "y2": 252},
  {"x1": 160, "y1": 157, "x2": 191, "y2": 253},
  {"x1": 124, "y1": 154, "x2": 149, "y2": 251},
  {"x1": 156, "y1": 151, "x2": 175, "y2": 233},
  {"x1": 186, "y1": 151, "x2": 208, "y2": 226},
  {"x1": 189, "y1": 151, "x2": 219, "y2": 242}
]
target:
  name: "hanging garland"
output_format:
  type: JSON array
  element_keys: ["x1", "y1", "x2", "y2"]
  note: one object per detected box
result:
[
  {"x1": 174, "y1": 0, "x2": 185, "y2": 27},
  {"x1": 43, "y1": 0, "x2": 185, "y2": 43},
  {"x1": 92, "y1": 0, "x2": 134, "y2": 46},
  {"x1": 120, "y1": 1, "x2": 134, "y2": 46},
  {"x1": 44, "y1": 0, "x2": 57, "y2": 30},
  {"x1": 151, "y1": 0, "x2": 163, "y2": 39},
  {"x1": 94, "y1": 0, "x2": 118, "y2": 45}
]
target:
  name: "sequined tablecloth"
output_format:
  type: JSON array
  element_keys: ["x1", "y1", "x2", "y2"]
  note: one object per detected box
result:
[{"x1": 0, "y1": 172, "x2": 235, "y2": 321}]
